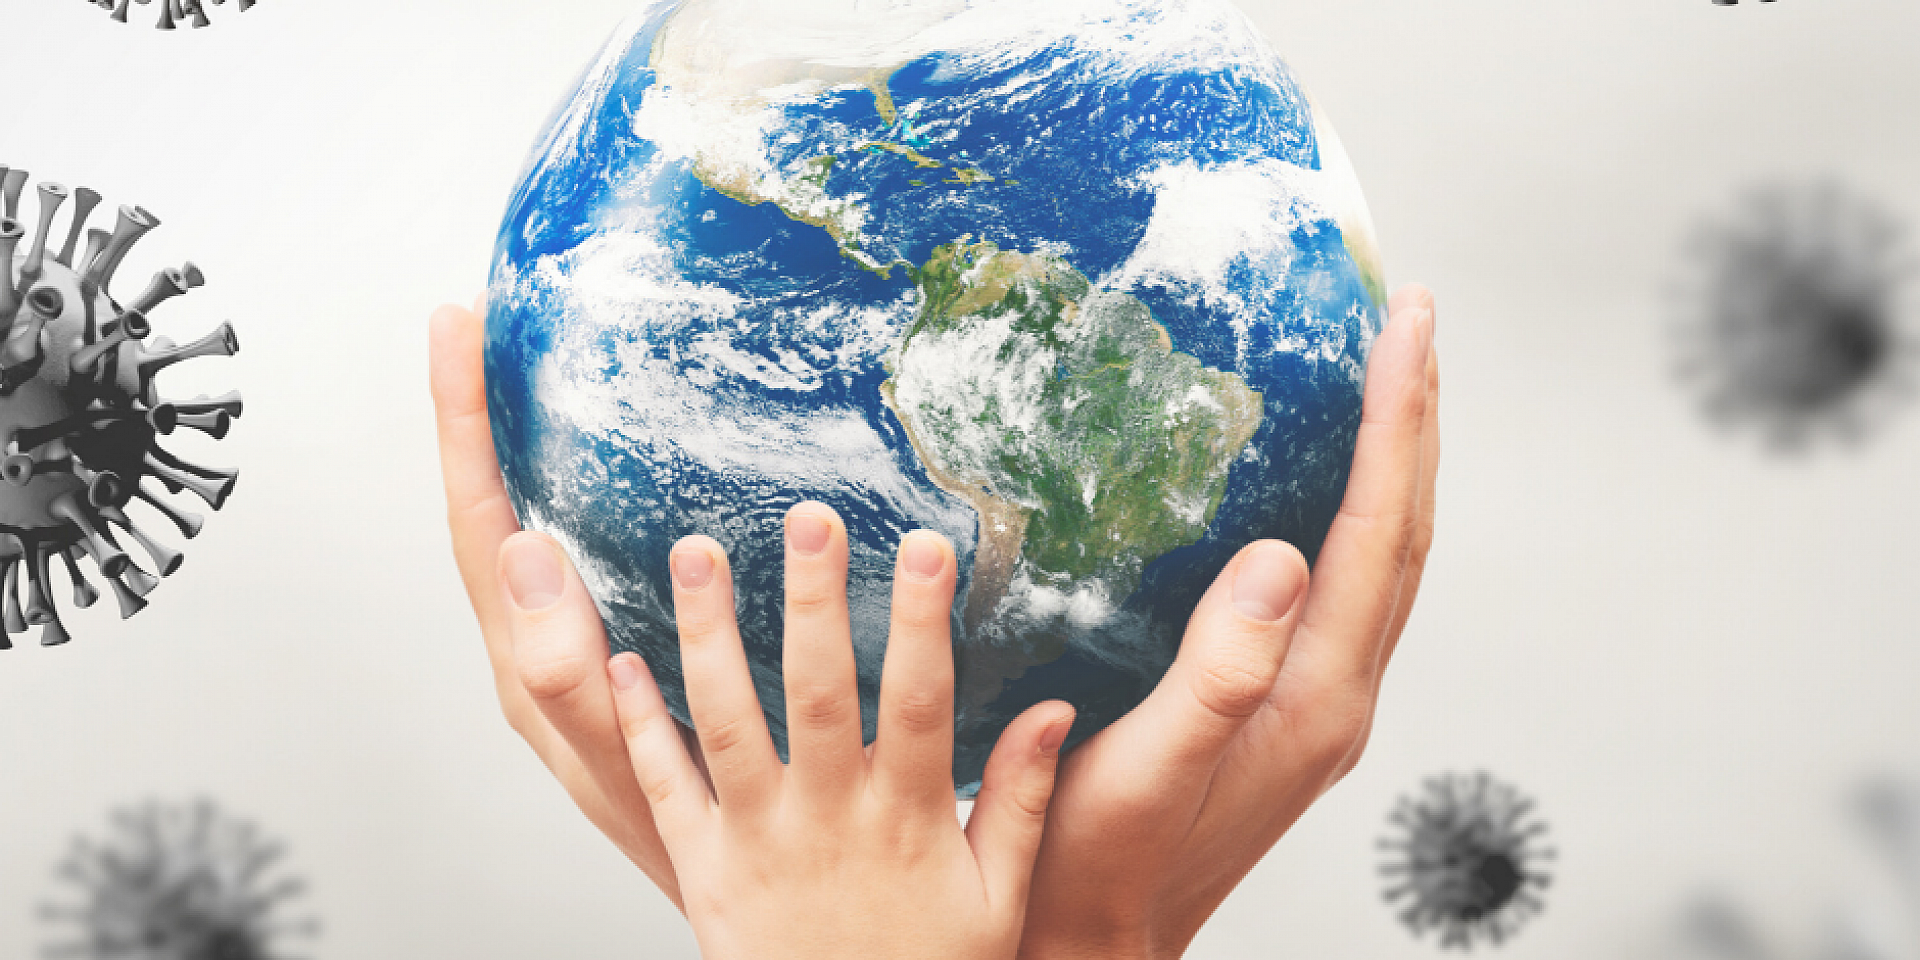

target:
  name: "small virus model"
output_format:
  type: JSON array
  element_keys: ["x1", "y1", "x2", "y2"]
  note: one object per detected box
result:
[
  {"x1": 40, "y1": 799, "x2": 318, "y2": 960},
  {"x1": 0, "y1": 166, "x2": 241, "y2": 648},
  {"x1": 1672, "y1": 180, "x2": 1917, "y2": 450},
  {"x1": 1379, "y1": 771, "x2": 1555, "y2": 950},
  {"x1": 78, "y1": 0, "x2": 267, "y2": 29}
]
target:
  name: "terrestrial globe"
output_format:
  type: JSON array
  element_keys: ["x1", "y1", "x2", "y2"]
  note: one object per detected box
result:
[{"x1": 486, "y1": 0, "x2": 1387, "y2": 795}]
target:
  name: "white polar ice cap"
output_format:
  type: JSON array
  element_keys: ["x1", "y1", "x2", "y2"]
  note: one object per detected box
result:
[
  {"x1": 642, "y1": 0, "x2": 1281, "y2": 106},
  {"x1": 650, "y1": 0, "x2": 968, "y2": 106}
]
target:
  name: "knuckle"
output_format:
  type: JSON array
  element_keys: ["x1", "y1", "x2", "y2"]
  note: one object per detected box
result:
[
  {"x1": 1086, "y1": 780, "x2": 1162, "y2": 830},
  {"x1": 1405, "y1": 375, "x2": 1430, "y2": 420},
  {"x1": 617, "y1": 707, "x2": 665, "y2": 745},
  {"x1": 785, "y1": 582, "x2": 846, "y2": 620},
  {"x1": 697, "y1": 713, "x2": 758, "y2": 757},
  {"x1": 891, "y1": 595, "x2": 952, "y2": 635},
  {"x1": 675, "y1": 609, "x2": 729, "y2": 647},
  {"x1": 788, "y1": 683, "x2": 859, "y2": 729},
  {"x1": 1299, "y1": 692, "x2": 1372, "y2": 770},
  {"x1": 1333, "y1": 502, "x2": 1420, "y2": 549},
  {"x1": 621, "y1": 719, "x2": 696, "y2": 807},
  {"x1": 635, "y1": 767, "x2": 685, "y2": 810},
  {"x1": 872, "y1": 821, "x2": 938, "y2": 868},
  {"x1": 439, "y1": 403, "x2": 492, "y2": 440},
  {"x1": 498, "y1": 695, "x2": 539, "y2": 739},
  {"x1": 981, "y1": 777, "x2": 1053, "y2": 824},
  {"x1": 1414, "y1": 512, "x2": 1437, "y2": 551},
  {"x1": 887, "y1": 688, "x2": 949, "y2": 736},
  {"x1": 514, "y1": 648, "x2": 596, "y2": 704},
  {"x1": 1190, "y1": 654, "x2": 1277, "y2": 721},
  {"x1": 446, "y1": 489, "x2": 510, "y2": 535},
  {"x1": 1332, "y1": 722, "x2": 1375, "y2": 784},
  {"x1": 1010, "y1": 777, "x2": 1055, "y2": 822},
  {"x1": 873, "y1": 808, "x2": 938, "y2": 851}
]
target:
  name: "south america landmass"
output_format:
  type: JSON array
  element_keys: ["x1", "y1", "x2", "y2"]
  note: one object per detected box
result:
[{"x1": 882, "y1": 238, "x2": 1265, "y2": 641}]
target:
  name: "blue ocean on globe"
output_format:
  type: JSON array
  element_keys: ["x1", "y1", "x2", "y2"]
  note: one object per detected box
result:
[{"x1": 486, "y1": 0, "x2": 1386, "y2": 794}]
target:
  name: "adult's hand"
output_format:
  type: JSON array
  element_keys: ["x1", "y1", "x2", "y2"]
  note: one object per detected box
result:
[
  {"x1": 428, "y1": 302, "x2": 680, "y2": 906},
  {"x1": 429, "y1": 283, "x2": 1438, "y2": 944},
  {"x1": 1014, "y1": 285, "x2": 1439, "y2": 960}
]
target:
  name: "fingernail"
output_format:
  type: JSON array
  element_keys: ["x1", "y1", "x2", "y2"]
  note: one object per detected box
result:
[
  {"x1": 1232, "y1": 543, "x2": 1299, "y2": 623},
  {"x1": 1039, "y1": 714, "x2": 1073, "y2": 755},
  {"x1": 788, "y1": 513, "x2": 832, "y2": 557},
  {"x1": 1415, "y1": 307, "x2": 1435, "y2": 352},
  {"x1": 608, "y1": 654, "x2": 644, "y2": 693},
  {"x1": 901, "y1": 532, "x2": 946, "y2": 579},
  {"x1": 502, "y1": 537, "x2": 563, "y2": 611},
  {"x1": 672, "y1": 548, "x2": 714, "y2": 591}
]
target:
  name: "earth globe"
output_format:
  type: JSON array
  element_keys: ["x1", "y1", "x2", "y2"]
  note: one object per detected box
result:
[{"x1": 486, "y1": 0, "x2": 1387, "y2": 795}]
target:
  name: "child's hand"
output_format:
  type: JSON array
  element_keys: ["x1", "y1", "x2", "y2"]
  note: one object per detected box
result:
[{"x1": 605, "y1": 505, "x2": 1074, "y2": 960}]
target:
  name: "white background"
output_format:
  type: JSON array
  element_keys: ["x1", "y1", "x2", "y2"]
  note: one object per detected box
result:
[{"x1": 1, "y1": 0, "x2": 1917, "y2": 957}]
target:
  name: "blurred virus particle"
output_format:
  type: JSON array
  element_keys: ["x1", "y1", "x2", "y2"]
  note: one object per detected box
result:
[
  {"x1": 79, "y1": 0, "x2": 266, "y2": 30},
  {"x1": 40, "y1": 799, "x2": 318, "y2": 960},
  {"x1": 0, "y1": 166, "x2": 242, "y2": 649},
  {"x1": 1676, "y1": 777, "x2": 1920, "y2": 960},
  {"x1": 1853, "y1": 777, "x2": 1920, "y2": 934},
  {"x1": 1711, "y1": 1, "x2": 1777, "y2": 6},
  {"x1": 1379, "y1": 771, "x2": 1555, "y2": 950},
  {"x1": 1672, "y1": 180, "x2": 1918, "y2": 451},
  {"x1": 1680, "y1": 896, "x2": 1795, "y2": 960}
]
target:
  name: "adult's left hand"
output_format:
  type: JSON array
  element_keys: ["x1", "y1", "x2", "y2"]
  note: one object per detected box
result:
[{"x1": 429, "y1": 302, "x2": 681, "y2": 906}]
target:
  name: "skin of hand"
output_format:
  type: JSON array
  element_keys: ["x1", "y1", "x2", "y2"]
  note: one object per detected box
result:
[
  {"x1": 428, "y1": 283, "x2": 1438, "y2": 954},
  {"x1": 601, "y1": 509, "x2": 1073, "y2": 960},
  {"x1": 1011, "y1": 286, "x2": 1439, "y2": 960}
]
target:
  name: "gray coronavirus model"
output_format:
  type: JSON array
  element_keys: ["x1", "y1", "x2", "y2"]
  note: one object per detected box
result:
[
  {"x1": 1672, "y1": 180, "x2": 1916, "y2": 450},
  {"x1": 79, "y1": 0, "x2": 266, "y2": 29},
  {"x1": 1378, "y1": 771, "x2": 1556, "y2": 950},
  {"x1": 41, "y1": 799, "x2": 317, "y2": 960},
  {"x1": 0, "y1": 166, "x2": 240, "y2": 648}
]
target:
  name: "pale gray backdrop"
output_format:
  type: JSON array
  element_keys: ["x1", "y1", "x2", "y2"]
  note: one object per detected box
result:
[{"x1": 1, "y1": 0, "x2": 1916, "y2": 957}]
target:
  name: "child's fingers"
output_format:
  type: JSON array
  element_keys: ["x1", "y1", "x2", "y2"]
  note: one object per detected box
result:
[
  {"x1": 871, "y1": 530, "x2": 959, "y2": 807},
  {"x1": 608, "y1": 653, "x2": 712, "y2": 845},
  {"x1": 780, "y1": 503, "x2": 865, "y2": 802},
  {"x1": 671, "y1": 536, "x2": 782, "y2": 812},
  {"x1": 965, "y1": 701, "x2": 1075, "y2": 917}
]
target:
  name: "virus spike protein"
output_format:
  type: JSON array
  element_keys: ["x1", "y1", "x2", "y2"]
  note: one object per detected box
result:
[
  {"x1": 80, "y1": 0, "x2": 270, "y2": 30},
  {"x1": 0, "y1": 167, "x2": 240, "y2": 647}
]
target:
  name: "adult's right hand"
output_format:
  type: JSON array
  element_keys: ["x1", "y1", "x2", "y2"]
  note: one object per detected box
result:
[{"x1": 1014, "y1": 285, "x2": 1440, "y2": 960}]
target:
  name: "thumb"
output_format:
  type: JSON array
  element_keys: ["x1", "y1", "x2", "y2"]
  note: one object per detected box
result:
[
  {"x1": 1101, "y1": 540, "x2": 1308, "y2": 801},
  {"x1": 965, "y1": 701, "x2": 1076, "y2": 916}
]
